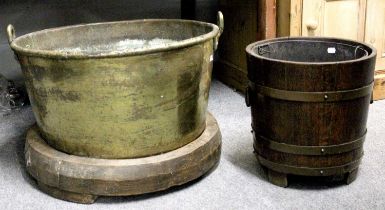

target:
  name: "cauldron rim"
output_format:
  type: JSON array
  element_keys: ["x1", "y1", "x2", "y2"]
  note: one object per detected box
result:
[
  {"x1": 10, "y1": 19, "x2": 220, "y2": 59},
  {"x1": 246, "y1": 36, "x2": 376, "y2": 66}
]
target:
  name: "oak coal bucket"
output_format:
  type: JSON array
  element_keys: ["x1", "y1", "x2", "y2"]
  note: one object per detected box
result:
[{"x1": 246, "y1": 37, "x2": 376, "y2": 187}]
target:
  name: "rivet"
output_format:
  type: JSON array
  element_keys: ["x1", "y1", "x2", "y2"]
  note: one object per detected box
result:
[
  {"x1": 321, "y1": 148, "x2": 325, "y2": 153},
  {"x1": 324, "y1": 94, "x2": 328, "y2": 100},
  {"x1": 320, "y1": 170, "x2": 324, "y2": 174}
]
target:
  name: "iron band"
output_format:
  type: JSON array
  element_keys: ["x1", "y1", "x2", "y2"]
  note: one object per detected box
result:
[
  {"x1": 257, "y1": 155, "x2": 362, "y2": 176},
  {"x1": 248, "y1": 82, "x2": 373, "y2": 102},
  {"x1": 253, "y1": 131, "x2": 366, "y2": 155}
]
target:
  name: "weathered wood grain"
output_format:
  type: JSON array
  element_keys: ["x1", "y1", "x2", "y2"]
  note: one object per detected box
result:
[{"x1": 25, "y1": 113, "x2": 222, "y2": 203}]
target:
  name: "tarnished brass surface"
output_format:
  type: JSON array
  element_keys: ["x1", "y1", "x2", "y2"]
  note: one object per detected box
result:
[{"x1": 9, "y1": 15, "x2": 223, "y2": 158}]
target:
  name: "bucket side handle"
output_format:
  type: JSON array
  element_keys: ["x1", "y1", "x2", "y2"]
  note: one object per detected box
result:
[
  {"x1": 7, "y1": 24, "x2": 16, "y2": 44},
  {"x1": 214, "y1": 11, "x2": 224, "y2": 51}
]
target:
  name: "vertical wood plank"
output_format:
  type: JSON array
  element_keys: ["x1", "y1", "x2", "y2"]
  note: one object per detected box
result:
[
  {"x1": 365, "y1": 0, "x2": 385, "y2": 71},
  {"x1": 357, "y1": 0, "x2": 367, "y2": 41},
  {"x1": 290, "y1": 0, "x2": 303, "y2": 36},
  {"x1": 277, "y1": 0, "x2": 302, "y2": 37},
  {"x1": 257, "y1": 0, "x2": 277, "y2": 40},
  {"x1": 276, "y1": 0, "x2": 291, "y2": 36}
]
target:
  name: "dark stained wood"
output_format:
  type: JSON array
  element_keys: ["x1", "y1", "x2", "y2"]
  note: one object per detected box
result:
[
  {"x1": 257, "y1": 0, "x2": 277, "y2": 40},
  {"x1": 346, "y1": 168, "x2": 359, "y2": 185},
  {"x1": 267, "y1": 169, "x2": 288, "y2": 187},
  {"x1": 215, "y1": 60, "x2": 249, "y2": 92},
  {"x1": 215, "y1": 0, "x2": 277, "y2": 92},
  {"x1": 246, "y1": 37, "x2": 376, "y2": 186},
  {"x1": 25, "y1": 113, "x2": 221, "y2": 204}
]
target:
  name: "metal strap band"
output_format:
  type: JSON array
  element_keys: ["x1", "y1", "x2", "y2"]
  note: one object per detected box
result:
[
  {"x1": 254, "y1": 132, "x2": 366, "y2": 155},
  {"x1": 257, "y1": 155, "x2": 362, "y2": 176},
  {"x1": 249, "y1": 82, "x2": 373, "y2": 102}
]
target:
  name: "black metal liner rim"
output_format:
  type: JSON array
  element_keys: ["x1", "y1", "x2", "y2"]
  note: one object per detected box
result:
[{"x1": 245, "y1": 37, "x2": 377, "y2": 65}]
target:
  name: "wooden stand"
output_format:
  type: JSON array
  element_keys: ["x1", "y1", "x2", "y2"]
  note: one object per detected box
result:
[{"x1": 25, "y1": 113, "x2": 222, "y2": 204}]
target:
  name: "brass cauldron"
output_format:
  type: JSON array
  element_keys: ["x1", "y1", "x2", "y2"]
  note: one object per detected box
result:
[{"x1": 8, "y1": 13, "x2": 224, "y2": 158}]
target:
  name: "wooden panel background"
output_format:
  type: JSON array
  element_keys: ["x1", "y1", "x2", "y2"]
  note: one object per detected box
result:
[
  {"x1": 365, "y1": 0, "x2": 385, "y2": 70},
  {"x1": 216, "y1": 0, "x2": 276, "y2": 92},
  {"x1": 301, "y1": 0, "x2": 366, "y2": 41}
]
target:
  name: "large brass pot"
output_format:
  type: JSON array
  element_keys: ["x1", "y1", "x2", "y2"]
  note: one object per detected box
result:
[{"x1": 8, "y1": 13, "x2": 224, "y2": 158}]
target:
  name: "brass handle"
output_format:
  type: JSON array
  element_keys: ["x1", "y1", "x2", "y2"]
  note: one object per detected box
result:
[
  {"x1": 7, "y1": 24, "x2": 20, "y2": 63},
  {"x1": 7, "y1": 24, "x2": 16, "y2": 44},
  {"x1": 306, "y1": 20, "x2": 318, "y2": 31},
  {"x1": 217, "y1": 11, "x2": 224, "y2": 36},
  {"x1": 214, "y1": 11, "x2": 224, "y2": 51}
]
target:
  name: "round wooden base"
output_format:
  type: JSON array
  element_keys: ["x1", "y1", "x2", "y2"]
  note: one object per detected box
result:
[{"x1": 25, "y1": 113, "x2": 221, "y2": 204}]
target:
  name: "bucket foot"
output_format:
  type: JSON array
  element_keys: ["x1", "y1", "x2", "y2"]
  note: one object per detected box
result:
[
  {"x1": 267, "y1": 169, "x2": 288, "y2": 188},
  {"x1": 345, "y1": 168, "x2": 359, "y2": 185},
  {"x1": 37, "y1": 182, "x2": 98, "y2": 204}
]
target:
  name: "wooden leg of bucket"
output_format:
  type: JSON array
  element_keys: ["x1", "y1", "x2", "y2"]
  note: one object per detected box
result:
[
  {"x1": 37, "y1": 182, "x2": 98, "y2": 204},
  {"x1": 345, "y1": 168, "x2": 359, "y2": 185},
  {"x1": 267, "y1": 169, "x2": 288, "y2": 188}
]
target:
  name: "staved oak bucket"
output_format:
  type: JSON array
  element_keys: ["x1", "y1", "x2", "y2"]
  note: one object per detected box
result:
[
  {"x1": 8, "y1": 13, "x2": 223, "y2": 159},
  {"x1": 246, "y1": 37, "x2": 376, "y2": 184}
]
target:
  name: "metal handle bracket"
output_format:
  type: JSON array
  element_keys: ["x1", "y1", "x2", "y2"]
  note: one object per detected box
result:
[
  {"x1": 7, "y1": 24, "x2": 16, "y2": 44},
  {"x1": 214, "y1": 11, "x2": 224, "y2": 51}
]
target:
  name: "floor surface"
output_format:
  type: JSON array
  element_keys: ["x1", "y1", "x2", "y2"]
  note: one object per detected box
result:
[{"x1": 1, "y1": 80, "x2": 384, "y2": 209}]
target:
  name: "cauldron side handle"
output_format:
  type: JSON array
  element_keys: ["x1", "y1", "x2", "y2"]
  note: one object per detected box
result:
[
  {"x1": 214, "y1": 11, "x2": 224, "y2": 51},
  {"x1": 7, "y1": 24, "x2": 16, "y2": 44},
  {"x1": 6, "y1": 24, "x2": 21, "y2": 63},
  {"x1": 217, "y1": 11, "x2": 224, "y2": 35}
]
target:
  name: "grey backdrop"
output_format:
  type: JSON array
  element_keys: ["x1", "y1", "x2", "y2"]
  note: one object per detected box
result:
[{"x1": 0, "y1": 0, "x2": 217, "y2": 84}]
